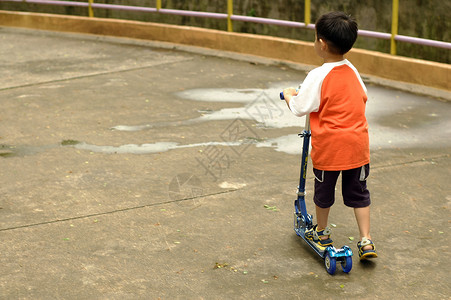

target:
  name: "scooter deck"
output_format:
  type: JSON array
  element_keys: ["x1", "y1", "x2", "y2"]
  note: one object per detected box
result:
[{"x1": 295, "y1": 226, "x2": 353, "y2": 260}]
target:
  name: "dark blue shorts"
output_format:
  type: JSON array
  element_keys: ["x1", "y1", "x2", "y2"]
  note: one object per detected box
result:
[{"x1": 313, "y1": 164, "x2": 371, "y2": 208}]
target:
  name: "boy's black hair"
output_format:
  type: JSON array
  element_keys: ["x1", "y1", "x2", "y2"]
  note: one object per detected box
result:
[{"x1": 315, "y1": 11, "x2": 358, "y2": 55}]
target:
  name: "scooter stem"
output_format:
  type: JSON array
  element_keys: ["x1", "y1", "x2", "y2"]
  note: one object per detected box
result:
[{"x1": 296, "y1": 115, "x2": 311, "y2": 223}]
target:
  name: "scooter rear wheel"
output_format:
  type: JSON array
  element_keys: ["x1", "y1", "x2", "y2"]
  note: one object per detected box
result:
[
  {"x1": 324, "y1": 252, "x2": 336, "y2": 275},
  {"x1": 341, "y1": 256, "x2": 352, "y2": 273}
]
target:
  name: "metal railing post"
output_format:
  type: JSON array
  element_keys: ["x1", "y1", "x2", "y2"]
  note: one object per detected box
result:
[
  {"x1": 304, "y1": 0, "x2": 310, "y2": 26},
  {"x1": 156, "y1": 0, "x2": 161, "y2": 11},
  {"x1": 88, "y1": 0, "x2": 94, "y2": 17},
  {"x1": 227, "y1": 0, "x2": 233, "y2": 32},
  {"x1": 390, "y1": 0, "x2": 399, "y2": 55}
]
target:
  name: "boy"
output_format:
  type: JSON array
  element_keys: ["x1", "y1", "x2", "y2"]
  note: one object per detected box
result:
[{"x1": 281, "y1": 11, "x2": 377, "y2": 260}]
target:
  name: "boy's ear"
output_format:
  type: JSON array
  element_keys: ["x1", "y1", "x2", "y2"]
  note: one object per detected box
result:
[{"x1": 319, "y1": 39, "x2": 327, "y2": 50}]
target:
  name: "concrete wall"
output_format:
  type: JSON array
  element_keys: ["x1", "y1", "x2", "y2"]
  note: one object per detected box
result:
[{"x1": 0, "y1": 11, "x2": 449, "y2": 93}]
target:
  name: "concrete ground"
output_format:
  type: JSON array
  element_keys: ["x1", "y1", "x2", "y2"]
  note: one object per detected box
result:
[{"x1": 0, "y1": 26, "x2": 450, "y2": 299}]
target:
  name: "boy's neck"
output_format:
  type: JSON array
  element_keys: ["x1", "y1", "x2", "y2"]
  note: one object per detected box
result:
[{"x1": 323, "y1": 53, "x2": 345, "y2": 63}]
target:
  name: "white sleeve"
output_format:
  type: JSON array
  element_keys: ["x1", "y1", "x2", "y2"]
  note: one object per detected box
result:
[{"x1": 289, "y1": 67, "x2": 324, "y2": 117}]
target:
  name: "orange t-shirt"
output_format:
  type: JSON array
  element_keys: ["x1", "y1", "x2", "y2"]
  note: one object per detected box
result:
[{"x1": 289, "y1": 60, "x2": 369, "y2": 171}]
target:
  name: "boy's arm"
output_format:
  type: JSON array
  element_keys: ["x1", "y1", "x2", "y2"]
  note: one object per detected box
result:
[{"x1": 285, "y1": 67, "x2": 325, "y2": 117}]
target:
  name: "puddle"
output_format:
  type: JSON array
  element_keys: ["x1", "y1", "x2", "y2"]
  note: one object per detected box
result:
[
  {"x1": 256, "y1": 134, "x2": 305, "y2": 155},
  {"x1": 72, "y1": 141, "x2": 243, "y2": 154},
  {"x1": 110, "y1": 83, "x2": 451, "y2": 153},
  {"x1": 176, "y1": 88, "x2": 263, "y2": 103},
  {"x1": 2, "y1": 139, "x2": 254, "y2": 158},
  {"x1": 7, "y1": 140, "x2": 267, "y2": 157},
  {"x1": 64, "y1": 137, "x2": 303, "y2": 155},
  {"x1": 73, "y1": 141, "x2": 179, "y2": 154},
  {"x1": 219, "y1": 181, "x2": 247, "y2": 189},
  {"x1": 112, "y1": 84, "x2": 305, "y2": 131}
]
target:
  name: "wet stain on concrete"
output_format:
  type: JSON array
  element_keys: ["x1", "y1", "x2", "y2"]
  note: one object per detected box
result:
[{"x1": 0, "y1": 144, "x2": 54, "y2": 158}]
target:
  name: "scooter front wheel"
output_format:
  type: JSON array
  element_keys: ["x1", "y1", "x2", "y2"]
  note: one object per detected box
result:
[{"x1": 324, "y1": 252, "x2": 336, "y2": 275}]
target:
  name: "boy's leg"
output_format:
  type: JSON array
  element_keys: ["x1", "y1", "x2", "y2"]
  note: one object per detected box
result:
[
  {"x1": 313, "y1": 168, "x2": 339, "y2": 232},
  {"x1": 306, "y1": 168, "x2": 339, "y2": 244},
  {"x1": 316, "y1": 205, "x2": 330, "y2": 231},
  {"x1": 342, "y1": 164, "x2": 371, "y2": 234},
  {"x1": 342, "y1": 164, "x2": 376, "y2": 257},
  {"x1": 354, "y1": 206, "x2": 372, "y2": 250}
]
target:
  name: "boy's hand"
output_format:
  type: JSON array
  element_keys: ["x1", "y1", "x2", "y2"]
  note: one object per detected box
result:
[
  {"x1": 282, "y1": 88, "x2": 298, "y2": 103},
  {"x1": 283, "y1": 87, "x2": 298, "y2": 96}
]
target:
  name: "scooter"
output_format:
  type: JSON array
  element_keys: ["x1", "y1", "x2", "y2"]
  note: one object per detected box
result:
[{"x1": 280, "y1": 91, "x2": 353, "y2": 275}]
